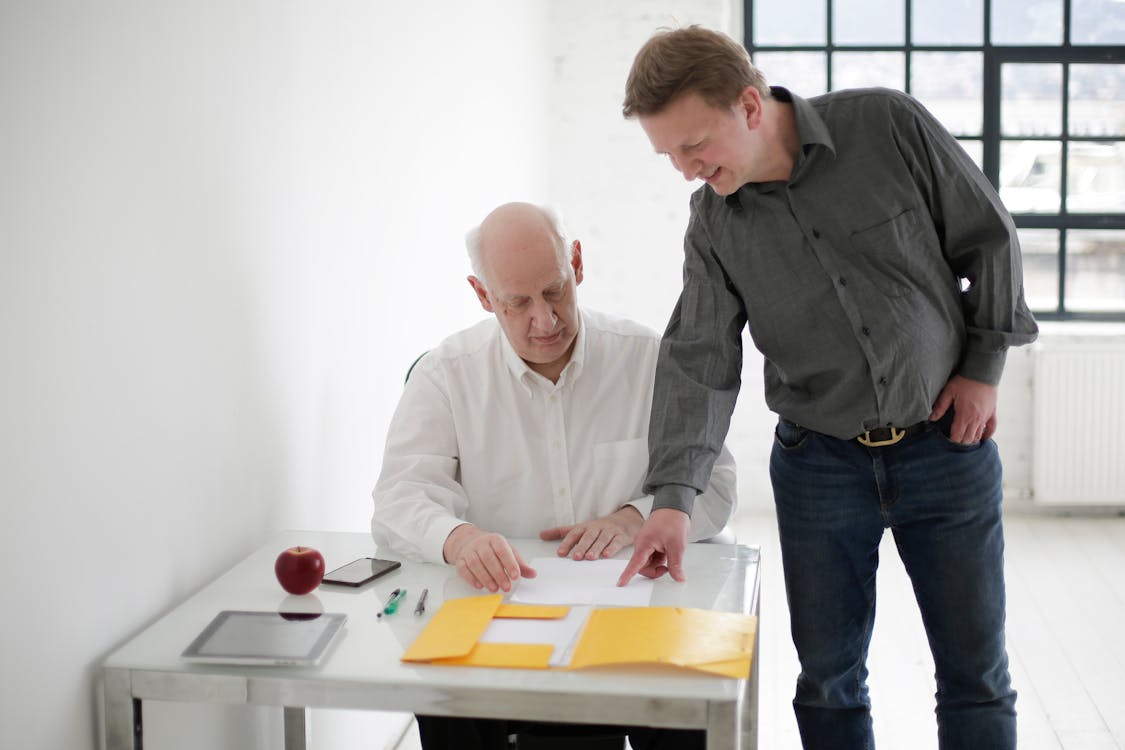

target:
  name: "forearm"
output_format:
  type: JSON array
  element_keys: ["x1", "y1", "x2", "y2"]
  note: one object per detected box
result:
[{"x1": 645, "y1": 212, "x2": 746, "y2": 501}]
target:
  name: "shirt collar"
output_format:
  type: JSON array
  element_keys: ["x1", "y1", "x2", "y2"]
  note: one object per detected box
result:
[
  {"x1": 498, "y1": 309, "x2": 587, "y2": 394},
  {"x1": 724, "y1": 86, "x2": 836, "y2": 209}
]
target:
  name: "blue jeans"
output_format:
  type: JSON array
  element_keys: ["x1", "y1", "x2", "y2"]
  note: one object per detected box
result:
[{"x1": 770, "y1": 417, "x2": 1017, "y2": 750}]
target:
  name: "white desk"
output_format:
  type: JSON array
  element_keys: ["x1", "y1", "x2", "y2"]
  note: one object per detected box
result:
[{"x1": 101, "y1": 531, "x2": 760, "y2": 750}]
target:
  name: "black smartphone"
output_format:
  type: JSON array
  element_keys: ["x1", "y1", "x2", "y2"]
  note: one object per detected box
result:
[{"x1": 321, "y1": 557, "x2": 401, "y2": 587}]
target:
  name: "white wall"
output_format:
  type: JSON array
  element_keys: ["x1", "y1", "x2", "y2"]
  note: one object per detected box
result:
[{"x1": 1, "y1": 2, "x2": 550, "y2": 748}]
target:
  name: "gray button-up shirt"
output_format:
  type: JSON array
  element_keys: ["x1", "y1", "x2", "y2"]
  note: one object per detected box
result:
[{"x1": 647, "y1": 86, "x2": 1039, "y2": 515}]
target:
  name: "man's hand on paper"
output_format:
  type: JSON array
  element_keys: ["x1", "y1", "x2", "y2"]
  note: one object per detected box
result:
[
  {"x1": 444, "y1": 524, "x2": 537, "y2": 593},
  {"x1": 616, "y1": 508, "x2": 691, "y2": 586},
  {"x1": 540, "y1": 506, "x2": 645, "y2": 561}
]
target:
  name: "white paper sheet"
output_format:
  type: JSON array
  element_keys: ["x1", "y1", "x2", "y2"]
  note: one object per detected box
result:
[
  {"x1": 511, "y1": 557, "x2": 654, "y2": 607},
  {"x1": 478, "y1": 605, "x2": 592, "y2": 667}
]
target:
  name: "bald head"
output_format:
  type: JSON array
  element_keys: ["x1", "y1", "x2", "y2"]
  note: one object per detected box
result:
[
  {"x1": 467, "y1": 202, "x2": 570, "y2": 292},
  {"x1": 465, "y1": 202, "x2": 585, "y2": 383}
]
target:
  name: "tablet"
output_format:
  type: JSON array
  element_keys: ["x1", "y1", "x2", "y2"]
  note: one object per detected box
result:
[{"x1": 181, "y1": 610, "x2": 347, "y2": 666}]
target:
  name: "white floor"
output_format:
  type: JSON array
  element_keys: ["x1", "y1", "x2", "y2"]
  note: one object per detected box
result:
[
  {"x1": 741, "y1": 506, "x2": 1125, "y2": 750},
  {"x1": 389, "y1": 507, "x2": 1125, "y2": 750}
]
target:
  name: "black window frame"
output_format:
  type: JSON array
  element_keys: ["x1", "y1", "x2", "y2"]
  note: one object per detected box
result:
[{"x1": 743, "y1": 0, "x2": 1125, "y2": 321}]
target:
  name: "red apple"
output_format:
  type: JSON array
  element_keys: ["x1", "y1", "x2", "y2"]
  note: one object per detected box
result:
[{"x1": 274, "y1": 546, "x2": 325, "y2": 595}]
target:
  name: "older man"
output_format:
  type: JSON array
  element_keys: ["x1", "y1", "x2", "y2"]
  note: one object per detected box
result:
[
  {"x1": 371, "y1": 202, "x2": 735, "y2": 750},
  {"x1": 373, "y1": 202, "x2": 736, "y2": 585}
]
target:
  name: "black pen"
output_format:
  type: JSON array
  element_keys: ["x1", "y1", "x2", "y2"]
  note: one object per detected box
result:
[{"x1": 414, "y1": 588, "x2": 429, "y2": 616}]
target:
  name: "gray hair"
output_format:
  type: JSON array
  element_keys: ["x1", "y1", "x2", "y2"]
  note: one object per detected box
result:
[{"x1": 465, "y1": 204, "x2": 572, "y2": 292}]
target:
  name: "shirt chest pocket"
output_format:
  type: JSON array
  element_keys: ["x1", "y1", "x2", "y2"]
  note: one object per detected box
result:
[
  {"x1": 592, "y1": 438, "x2": 648, "y2": 505},
  {"x1": 848, "y1": 207, "x2": 931, "y2": 298}
]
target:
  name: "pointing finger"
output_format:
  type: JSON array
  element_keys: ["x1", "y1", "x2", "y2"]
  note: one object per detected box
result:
[{"x1": 617, "y1": 545, "x2": 648, "y2": 587}]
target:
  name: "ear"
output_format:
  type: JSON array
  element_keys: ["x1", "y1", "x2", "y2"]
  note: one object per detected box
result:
[
  {"x1": 467, "y1": 276, "x2": 494, "y2": 312},
  {"x1": 570, "y1": 240, "x2": 584, "y2": 286},
  {"x1": 738, "y1": 86, "x2": 764, "y2": 129}
]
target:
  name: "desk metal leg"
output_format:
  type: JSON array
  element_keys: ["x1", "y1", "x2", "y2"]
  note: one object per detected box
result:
[
  {"x1": 742, "y1": 616, "x2": 761, "y2": 749},
  {"x1": 284, "y1": 706, "x2": 310, "y2": 750},
  {"x1": 102, "y1": 668, "x2": 141, "y2": 750},
  {"x1": 706, "y1": 698, "x2": 742, "y2": 750}
]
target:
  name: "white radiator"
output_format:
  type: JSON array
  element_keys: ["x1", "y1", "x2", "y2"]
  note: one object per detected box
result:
[{"x1": 1032, "y1": 342, "x2": 1125, "y2": 506}]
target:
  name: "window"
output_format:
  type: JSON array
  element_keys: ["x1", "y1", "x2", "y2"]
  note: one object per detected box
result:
[{"x1": 745, "y1": 0, "x2": 1125, "y2": 320}]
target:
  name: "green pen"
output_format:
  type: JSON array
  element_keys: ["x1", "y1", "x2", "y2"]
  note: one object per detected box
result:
[{"x1": 382, "y1": 588, "x2": 407, "y2": 616}]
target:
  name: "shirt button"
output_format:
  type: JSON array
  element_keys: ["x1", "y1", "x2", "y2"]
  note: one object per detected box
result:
[
  {"x1": 861, "y1": 326, "x2": 870, "y2": 336},
  {"x1": 558, "y1": 488, "x2": 567, "y2": 496},
  {"x1": 812, "y1": 228, "x2": 821, "y2": 239},
  {"x1": 879, "y1": 376, "x2": 888, "y2": 386},
  {"x1": 839, "y1": 277, "x2": 847, "y2": 287}
]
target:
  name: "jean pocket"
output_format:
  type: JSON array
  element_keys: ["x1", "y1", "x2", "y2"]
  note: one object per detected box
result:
[
  {"x1": 774, "y1": 420, "x2": 811, "y2": 450},
  {"x1": 936, "y1": 424, "x2": 983, "y2": 452}
]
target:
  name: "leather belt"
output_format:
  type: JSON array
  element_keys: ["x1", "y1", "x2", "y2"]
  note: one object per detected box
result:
[{"x1": 855, "y1": 421, "x2": 928, "y2": 447}]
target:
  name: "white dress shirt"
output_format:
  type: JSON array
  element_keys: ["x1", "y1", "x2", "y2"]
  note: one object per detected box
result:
[{"x1": 371, "y1": 308, "x2": 738, "y2": 564}]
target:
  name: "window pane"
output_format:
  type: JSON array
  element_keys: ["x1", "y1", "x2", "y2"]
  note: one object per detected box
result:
[
  {"x1": 913, "y1": 0, "x2": 983, "y2": 45},
  {"x1": 1000, "y1": 140, "x2": 1062, "y2": 214},
  {"x1": 1066, "y1": 230, "x2": 1125, "y2": 312},
  {"x1": 834, "y1": 0, "x2": 904, "y2": 45},
  {"x1": 1019, "y1": 228, "x2": 1060, "y2": 312},
  {"x1": 912, "y1": 52, "x2": 983, "y2": 137},
  {"x1": 1072, "y1": 0, "x2": 1125, "y2": 44},
  {"x1": 959, "y1": 139, "x2": 984, "y2": 170},
  {"x1": 991, "y1": 0, "x2": 1063, "y2": 44},
  {"x1": 753, "y1": 52, "x2": 828, "y2": 96},
  {"x1": 1067, "y1": 141, "x2": 1125, "y2": 213},
  {"x1": 1070, "y1": 64, "x2": 1125, "y2": 137},
  {"x1": 754, "y1": 0, "x2": 826, "y2": 45},
  {"x1": 832, "y1": 52, "x2": 905, "y2": 92},
  {"x1": 1001, "y1": 63, "x2": 1062, "y2": 137}
]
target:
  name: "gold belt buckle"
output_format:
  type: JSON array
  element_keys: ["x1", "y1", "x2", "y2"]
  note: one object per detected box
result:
[{"x1": 857, "y1": 427, "x2": 905, "y2": 447}]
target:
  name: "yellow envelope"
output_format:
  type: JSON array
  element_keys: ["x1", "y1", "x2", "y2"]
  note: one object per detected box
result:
[
  {"x1": 568, "y1": 607, "x2": 757, "y2": 679},
  {"x1": 495, "y1": 603, "x2": 570, "y2": 619},
  {"x1": 400, "y1": 594, "x2": 565, "y2": 669},
  {"x1": 401, "y1": 595, "x2": 757, "y2": 678}
]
